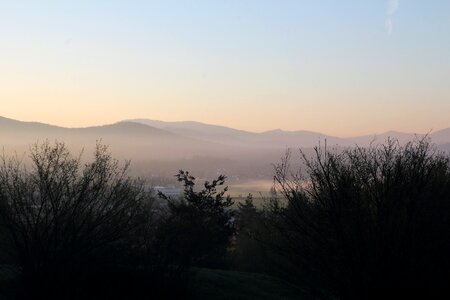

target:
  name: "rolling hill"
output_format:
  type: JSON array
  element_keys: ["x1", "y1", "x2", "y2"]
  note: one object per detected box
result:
[
  {"x1": 1, "y1": 116, "x2": 449, "y2": 182},
  {"x1": 126, "y1": 118, "x2": 449, "y2": 149}
]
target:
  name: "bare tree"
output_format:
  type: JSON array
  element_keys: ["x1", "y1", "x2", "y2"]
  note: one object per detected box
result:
[
  {"x1": 0, "y1": 141, "x2": 153, "y2": 298},
  {"x1": 268, "y1": 138, "x2": 450, "y2": 299}
]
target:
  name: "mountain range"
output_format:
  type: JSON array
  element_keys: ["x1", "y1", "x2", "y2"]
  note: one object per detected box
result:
[
  {"x1": 126, "y1": 118, "x2": 450, "y2": 148},
  {"x1": 1, "y1": 116, "x2": 449, "y2": 181}
]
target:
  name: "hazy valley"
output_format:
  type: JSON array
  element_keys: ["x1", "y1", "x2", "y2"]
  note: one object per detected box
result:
[{"x1": 2, "y1": 115, "x2": 450, "y2": 196}]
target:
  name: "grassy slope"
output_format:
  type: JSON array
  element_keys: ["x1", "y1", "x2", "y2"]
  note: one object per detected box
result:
[
  {"x1": 0, "y1": 265, "x2": 304, "y2": 299},
  {"x1": 188, "y1": 268, "x2": 304, "y2": 300}
]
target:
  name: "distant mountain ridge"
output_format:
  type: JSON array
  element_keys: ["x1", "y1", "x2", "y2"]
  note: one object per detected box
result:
[
  {"x1": 124, "y1": 119, "x2": 347, "y2": 147},
  {"x1": 0, "y1": 116, "x2": 225, "y2": 161},
  {"x1": 2, "y1": 116, "x2": 449, "y2": 180},
  {"x1": 125, "y1": 118, "x2": 449, "y2": 148},
  {"x1": 2, "y1": 116, "x2": 450, "y2": 148}
]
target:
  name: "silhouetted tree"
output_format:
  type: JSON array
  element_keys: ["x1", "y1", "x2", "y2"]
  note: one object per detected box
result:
[
  {"x1": 268, "y1": 139, "x2": 450, "y2": 299},
  {"x1": 0, "y1": 141, "x2": 154, "y2": 299},
  {"x1": 230, "y1": 194, "x2": 268, "y2": 272},
  {"x1": 157, "y1": 170, "x2": 235, "y2": 269}
]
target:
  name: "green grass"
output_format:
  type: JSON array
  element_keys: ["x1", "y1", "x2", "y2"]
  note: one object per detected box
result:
[{"x1": 188, "y1": 268, "x2": 304, "y2": 300}]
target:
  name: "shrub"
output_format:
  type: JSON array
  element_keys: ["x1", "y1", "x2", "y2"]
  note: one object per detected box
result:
[
  {"x1": 0, "y1": 141, "x2": 153, "y2": 299},
  {"x1": 269, "y1": 139, "x2": 450, "y2": 299},
  {"x1": 157, "y1": 170, "x2": 235, "y2": 269}
]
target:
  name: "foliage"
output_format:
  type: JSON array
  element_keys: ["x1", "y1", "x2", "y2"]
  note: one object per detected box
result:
[
  {"x1": 268, "y1": 138, "x2": 450, "y2": 299},
  {"x1": 231, "y1": 194, "x2": 268, "y2": 272},
  {"x1": 0, "y1": 141, "x2": 154, "y2": 299},
  {"x1": 157, "y1": 170, "x2": 235, "y2": 268}
]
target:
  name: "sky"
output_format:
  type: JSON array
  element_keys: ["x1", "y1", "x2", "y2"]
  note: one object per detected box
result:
[{"x1": 1, "y1": 0, "x2": 450, "y2": 136}]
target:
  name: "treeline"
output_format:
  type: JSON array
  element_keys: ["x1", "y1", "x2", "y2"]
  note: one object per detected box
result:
[{"x1": 0, "y1": 139, "x2": 449, "y2": 299}]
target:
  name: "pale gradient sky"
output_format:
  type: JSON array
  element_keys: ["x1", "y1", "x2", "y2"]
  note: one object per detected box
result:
[{"x1": 1, "y1": 1, "x2": 450, "y2": 136}]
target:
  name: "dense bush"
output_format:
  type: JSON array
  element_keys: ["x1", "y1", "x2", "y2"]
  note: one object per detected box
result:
[
  {"x1": 2, "y1": 138, "x2": 449, "y2": 299},
  {"x1": 0, "y1": 142, "x2": 155, "y2": 299},
  {"x1": 230, "y1": 194, "x2": 274, "y2": 273},
  {"x1": 156, "y1": 170, "x2": 235, "y2": 270},
  {"x1": 267, "y1": 139, "x2": 450, "y2": 299},
  {"x1": 0, "y1": 144, "x2": 240, "y2": 299}
]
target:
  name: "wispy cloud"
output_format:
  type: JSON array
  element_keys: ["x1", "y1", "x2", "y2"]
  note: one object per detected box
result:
[{"x1": 385, "y1": 0, "x2": 400, "y2": 35}]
